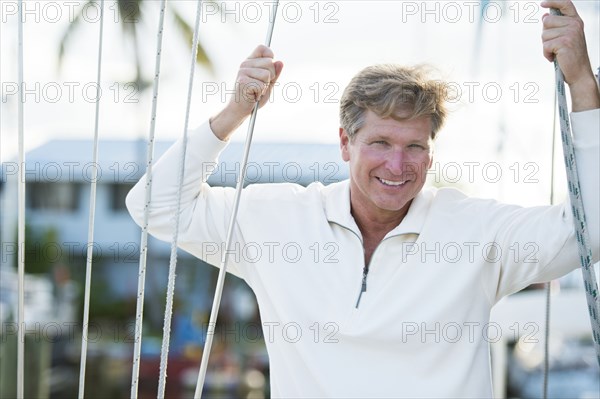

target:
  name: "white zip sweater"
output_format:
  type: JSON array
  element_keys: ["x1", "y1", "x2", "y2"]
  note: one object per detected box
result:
[{"x1": 126, "y1": 110, "x2": 599, "y2": 398}]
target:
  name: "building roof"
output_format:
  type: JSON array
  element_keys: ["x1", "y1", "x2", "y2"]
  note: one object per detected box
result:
[{"x1": 2, "y1": 139, "x2": 349, "y2": 186}]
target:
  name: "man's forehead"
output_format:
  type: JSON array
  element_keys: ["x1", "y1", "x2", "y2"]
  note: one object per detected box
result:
[
  {"x1": 351, "y1": 109, "x2": 432, "y2": 139},
  {"x1": 360, "y1": 112, "x2": 432, "y2": 134}
]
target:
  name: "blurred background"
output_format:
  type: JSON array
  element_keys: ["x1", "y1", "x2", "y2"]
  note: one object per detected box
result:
[{"x1": 1, "y1": 0, "x2": 599, "y2": 397}]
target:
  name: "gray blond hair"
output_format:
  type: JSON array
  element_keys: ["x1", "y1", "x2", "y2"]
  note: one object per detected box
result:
[{"x1": 340, "y1": 64, "x2": 448, "y2": 140}]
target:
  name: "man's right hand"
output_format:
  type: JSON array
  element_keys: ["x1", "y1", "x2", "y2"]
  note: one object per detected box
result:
[{"x1": 210, "y1": 45, "x2": 284, "y2": 141}]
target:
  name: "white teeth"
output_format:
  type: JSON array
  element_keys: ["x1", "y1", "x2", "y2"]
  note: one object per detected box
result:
[{"x1": 378, "y1": 177, "x2": 406, "y2": 186}]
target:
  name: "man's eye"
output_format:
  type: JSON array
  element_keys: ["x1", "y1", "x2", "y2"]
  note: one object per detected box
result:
[
  {"x1": 372, "y1": 140, "x2": 387, "y2": 145},
  {"x1": 408, "y1": 144, "x2": 425, "y2": 150}
]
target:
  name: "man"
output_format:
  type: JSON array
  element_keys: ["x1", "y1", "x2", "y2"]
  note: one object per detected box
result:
[{"x1": 127, "y1": 0, "x2": 599, "y2": 396}]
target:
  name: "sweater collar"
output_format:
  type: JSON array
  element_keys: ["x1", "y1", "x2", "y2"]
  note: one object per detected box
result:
[{"x1": 324, "y1": 179, "x2": 432, "y2": 239}]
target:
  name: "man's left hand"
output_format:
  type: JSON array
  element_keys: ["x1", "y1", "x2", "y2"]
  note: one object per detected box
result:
[{"x1": 541, "y1": 0, "x2": 600, "y2": 111}]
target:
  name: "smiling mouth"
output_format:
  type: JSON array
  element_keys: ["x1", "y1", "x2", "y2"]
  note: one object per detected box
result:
[{"x1": 376, "y1": 177, "x2": 407, "y2": 187}]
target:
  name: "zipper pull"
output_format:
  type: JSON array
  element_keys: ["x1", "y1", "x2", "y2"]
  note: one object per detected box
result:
[{"x1": 355, "y1": 273, "x2": 368, "y2": 308}]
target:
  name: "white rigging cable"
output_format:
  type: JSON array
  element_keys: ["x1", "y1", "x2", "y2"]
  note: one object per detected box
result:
[
  {"x1": 78, "y1": 1, "x2": 105, "y2": 397},
  {"x1": 157, "y1": 1, "x2": 204, "y2": 397},
  {"x1": 542, "y1": 79, "x2": 559, "y2": 399},
  {"x1": 193, "y1": 2, "x2": 280, "y2": 397},
  {"x1": 16, "y1": 0, "x2": 25, "y2": 397},
  {"x1": 550, "y1": 8, "x2": 600, "y2": 365},
  {"x1": 130, "y1": 1, "x2": 168, "y2": 397}
]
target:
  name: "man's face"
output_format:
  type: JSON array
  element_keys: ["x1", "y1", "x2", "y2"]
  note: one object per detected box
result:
[{"x1": 340, "y1": 110, "x2": 433, "y2": 221}]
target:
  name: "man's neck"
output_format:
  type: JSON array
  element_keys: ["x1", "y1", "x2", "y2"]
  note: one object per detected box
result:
[
  {"x1": 351, "y1": 200, "x2": 412, "y2": 242},
  {"x1": 351, "y1": 201, "x2": 412, "y2": 266}
]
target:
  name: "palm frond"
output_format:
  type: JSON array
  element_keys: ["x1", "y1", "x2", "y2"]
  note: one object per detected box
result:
[
  {"x1": 171, "y1": 8, "x2": 213, "y2": 74},
  {"x1": 57, "y1": 0, "x2": 218, "y2": 89},
  {"x1": 57, "y1": 1, "x2": 93, "y2": 70},
  {"x1": 117, "y1": 0, "x2": 143, "y2": 34},
  {"x1": 130, "y1": 27, "x2": 152, "y2": 91}
]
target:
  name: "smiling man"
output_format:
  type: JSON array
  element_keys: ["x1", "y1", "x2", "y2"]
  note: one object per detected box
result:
[
  {"x1": 338, "y1": 65, "x2": 440, "y2": 268},
  {"x1": 127, "y1": 0, "x2": 599, "y2": 397}
]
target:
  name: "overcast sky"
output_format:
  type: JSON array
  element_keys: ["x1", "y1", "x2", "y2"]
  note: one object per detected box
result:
[{"x1": 1, "y1": 0, "x2": 599, "y2": 204}]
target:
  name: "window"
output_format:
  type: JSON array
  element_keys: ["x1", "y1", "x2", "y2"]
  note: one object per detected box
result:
[
  {"x1": 27, "y1": 182, "x2": 80, "y2": 211},
  {"x1": 110, "y1": 183, "x2": 135, "y2": 211}
]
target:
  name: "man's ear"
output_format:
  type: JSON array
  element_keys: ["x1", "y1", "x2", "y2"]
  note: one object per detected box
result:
[
  {"x1": 427, "y1": 140, "x2": 434, "y2": 169},
  {"x1": 339, "y1": 128, "x2": 350, "y2": 162}
]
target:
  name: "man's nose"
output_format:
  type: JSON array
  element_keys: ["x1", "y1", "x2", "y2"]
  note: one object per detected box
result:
[
  {"x1": 386, "y1": 150, "x2": 421, "y2": 179},
  {"x1": 386, "y1": 149, "x2": 406, "y2": 176}
]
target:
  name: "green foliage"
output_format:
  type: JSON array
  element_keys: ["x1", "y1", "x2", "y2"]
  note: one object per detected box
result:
[
  {"x1": 14, "y1": 225, "x2": 61, "y2": 275},
  {"x1": 58, "y1": 0, "x2": 216, "y2": 89},
  {"x1": 87, "y1": 279, "x2": 136, "y2": 322}
]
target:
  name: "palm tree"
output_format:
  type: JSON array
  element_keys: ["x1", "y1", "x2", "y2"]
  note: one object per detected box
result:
[{"x1": 58, "y1": 0, "x2": 216, "y2": 90}]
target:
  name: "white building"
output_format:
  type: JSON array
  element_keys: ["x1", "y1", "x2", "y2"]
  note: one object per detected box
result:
[{"x1": 0, "y1": 138, "x2": 348, "y2": 324}]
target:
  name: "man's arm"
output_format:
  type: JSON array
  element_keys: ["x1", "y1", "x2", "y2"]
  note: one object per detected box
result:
[
  {"x1": 210, "y1": 45, "x2": 284, "y2": 141},
  {"x1": 540, "y1": 0, "x2": 599, "y2": 254},
  {"x1": 125, "y1": 46, "x2": 283, "y2": 275},
  {"x1": 541, "y1": 0, "x2": 600, "y2": 111},
  {"x1": 489, "y1": 1, "x2": 599, "y2": 300}
]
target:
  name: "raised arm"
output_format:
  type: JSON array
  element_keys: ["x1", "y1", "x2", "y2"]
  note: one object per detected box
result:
[
  {"x1": 490, "y1": 1, "x2": 599, "y2": 299},
  {"x1": 125, "y1": 46, "x2": 283, "y2": 275},
  {"x1": 210, "y1": 45, "x2": 284, "y2": 140},
  {"x1": 540, "y1": 0, "x2": 599, "y2": 253},
  {"x1": 541, "y1": 0, "x2": 600, "y2": 111}
]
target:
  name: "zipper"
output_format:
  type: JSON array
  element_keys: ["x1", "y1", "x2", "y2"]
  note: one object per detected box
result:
[
  {"x1": 330, "y1": 221, "x2": 408, "y2": 309},
  {"x1": 355, "y1": 264, "x2": 369, "y2": 308},
  {"x1": 329, "y1": 221, "x2": 368, "y2": 308},
  {"x1": 353, "y1": 236, "x2": 403, "y2": 308}
]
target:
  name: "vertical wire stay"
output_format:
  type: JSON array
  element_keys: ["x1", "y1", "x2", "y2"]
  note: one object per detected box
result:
[
  {"x1": 78, "y1": 1, "x2": 105, "y2": 397},
  {"x1": 193, "y1": 2, "x2": 280, "y2": 397},
  {"x1": 130, "y1": 1, "x2": 168, "y2": 397},
  {"x1": 157, "y1": 1, "x2": 203, "y2": 397},
  {"x1": 550, "y1": 8, "x2": 600, "y2": 364},
  {"x1": 542, "y1": 88, "x2": 558, "y2": 399},
  {"x1": 16, "y1": 0, "x2": 25, "y2": 397},
  {"x1": 542, "y1": 281, "x2": 551, "y2": 399}
]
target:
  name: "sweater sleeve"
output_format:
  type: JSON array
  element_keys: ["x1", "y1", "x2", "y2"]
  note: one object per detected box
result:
[
  {"x1": 571, "y1": 109, "x2": 600, "y2": 257},
  {"x1": 125, "y1": 121, "x2": 246, "y2": 278},
  {"x1": 491, "y1": 109, "x2": 599, "y2": 301}
]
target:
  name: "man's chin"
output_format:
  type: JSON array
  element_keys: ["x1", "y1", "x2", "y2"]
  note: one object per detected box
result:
[{"x1": 373, "y1": 199, "x2": 412, "y2": 214}]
